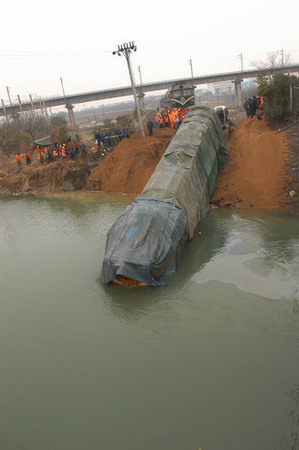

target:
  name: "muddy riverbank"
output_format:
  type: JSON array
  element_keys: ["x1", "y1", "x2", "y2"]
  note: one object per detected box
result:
[{"x1": 0, "y1": 118, "x2": 298, "y2": 210}]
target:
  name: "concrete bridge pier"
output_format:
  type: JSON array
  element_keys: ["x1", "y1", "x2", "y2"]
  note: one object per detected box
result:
[
  {"x1": 137, "y1": 91, "x2": 145, "y2": 112},
  {"x1": 65, "y1": 103, "x2": 77, "y2": 130},
  {"x1": 233, "y1": 79, "x2": 243, "y2": 109}
]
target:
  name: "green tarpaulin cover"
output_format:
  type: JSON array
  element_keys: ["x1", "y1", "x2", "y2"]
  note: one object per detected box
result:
[
  {"x1": 101, "y1": 106, "x2": 229, "y2": 285},
  {"x1": 138, "y1": 106, "x2": 229, "y2": 238},
  {"x1": 32, "y1": 136, "x2": 52, "y2": 147}
]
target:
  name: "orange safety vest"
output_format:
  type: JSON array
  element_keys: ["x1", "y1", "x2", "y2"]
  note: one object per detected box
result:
[
  {"x1": 169, "y1": 112, "x2": 175, "y2": 128},
  {"x1": 15, "y1": 154, "x2": 21, "y2": 163}
]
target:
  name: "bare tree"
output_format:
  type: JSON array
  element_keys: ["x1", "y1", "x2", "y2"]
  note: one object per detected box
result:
[
  {"x1": 0, "y1": 121, "x2": 13, "y2": 154},
  {"x1": 251, "y1": 51, "x2": 292, "y2": 81},
  {"x1": 19, "y1": 110, "x2": 48, "y2": 140},
  {"x1": 0, "y1": 111, "x2": 49, "y2": 155}
]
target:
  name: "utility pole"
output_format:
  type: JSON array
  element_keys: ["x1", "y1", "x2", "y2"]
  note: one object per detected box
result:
[
  {"x1": 17, "y1": 95, "x2": 22, "y2": 113},
  {"x1": 60, "y1": 77, "x2": 66, "y2": 99},
  {"x1": 137, "y1": 65, "x2": 145, "y2": 111},
  {"x1": 39, "y1": 98, "x2": 44, "y2": 117},
  {"x1": 280, "y1": 49, "x2": 284, "y2": 67},
  {"x1": 43, "y1": 100, "x2": 49, "y2": 127},
  {"x1": 189, "y1": 59, "x2": 194, "y2": 86},
  {"x1": 112, "y1": 42, "x2": 145, "y2": 137},
  {"x1": 138, "y1": 65, "x2": 143, "y2": 86},
  {"x1": 237, "y1": 53, "x2": 244, "y2": 72},
  {"x1": 1, "y1": 99, "x2": 9, "y2": 123},
  {"x1": 29, "y1": 94, "x2": 35, "y2": 114},
  {"x1": 6, "y1": 86, "x2": 20, "y2": 121},
  {"x1": 6, "y1": 86, "x2": 13, "y2": 107}
]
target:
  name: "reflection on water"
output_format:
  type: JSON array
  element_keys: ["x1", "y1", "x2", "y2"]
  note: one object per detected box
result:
[
  {"x1": 102, "y1": 282, "x2": 161, "y2": 320},
  {"x1": 1, "y1": 197, "x2": 299, "y2": 450},
  {"x1": 191, "y1": 210, "x2": 299, "y2": 300}
]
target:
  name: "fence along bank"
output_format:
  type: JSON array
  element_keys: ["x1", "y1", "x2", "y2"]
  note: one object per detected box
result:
[{"x1": 101, "y1": 106, "x2": 230, "y2": 286}]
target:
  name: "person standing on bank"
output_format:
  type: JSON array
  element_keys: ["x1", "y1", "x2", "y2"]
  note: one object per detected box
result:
[
  {"x1": 15, "y1": 152, "x2": 22, "y2": 167},
  {"x1": 147, "y1": 118, "x2": 154, "y2": 136},
  {"x1": 23, "y1": 151, "x2": 32, "y2": 165}
]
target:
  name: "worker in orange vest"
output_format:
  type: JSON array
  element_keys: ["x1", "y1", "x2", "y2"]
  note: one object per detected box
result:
[
  {"x1": 15, "y1": 152, "x2": 22, "y2": 167},
  {"x1": 61, "y1": 146, "x2": 67, "y2": 158},
  {"x1": 257, "y1": 95, "x2": 264, "y2": 120},
  {"x1": 156, "y1": 114, "x2": 163, "y2": 128},
  {"x1": 169, "y1": 110, "x2": 175, "y2": 128},
  {"x1": 163, "y1": 113, "x2": 170, "y2": 127},
  {"x1": 23, "y1": 151, "x2": 31, "y2": 164}
]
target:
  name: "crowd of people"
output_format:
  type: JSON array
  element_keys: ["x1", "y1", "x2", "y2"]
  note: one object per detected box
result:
[
  {"x1": 95, "y1": 128, "x2": 129, "y2": 148},
  {"x1": 155, "y1": 107, "x2": 192, "y2": 130},
  {"x1": 243, "y1": 95, "x2": 264, "y2": 119},
  {"x1": 14, "y1": 140, "x2": 102, "y2": 167},
  {"x1": 16, "y1": 98, "x2": 263, "y2": 168},
  {"x1": 14, "y1": 127, "x2": 131, "y2": 168}
]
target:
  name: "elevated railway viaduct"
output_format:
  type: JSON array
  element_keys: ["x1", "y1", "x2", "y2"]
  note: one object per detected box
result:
[{"x1": 1, "y1": 65, "x2": 299, "y2": 127}]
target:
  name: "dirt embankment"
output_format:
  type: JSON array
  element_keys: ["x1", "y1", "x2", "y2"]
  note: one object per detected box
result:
[
  {"x1": 0, "y1": 159, "x2": 92, "y2": 195},
  {"x1": 0, "y1": 117, "x2": 298, "y2": 210},
  {"x1": 211, "y1": 118, "x2": 291, "y2": 208},
  {"x1": 87, "y1": 128, "x2": 175, "y2": 193},
  {"x1": 0, "y1": 128, "x2": 175, "y2": 196},
  {"x1": 88, "y1": 117, "x2": 298, "y2": 210}
]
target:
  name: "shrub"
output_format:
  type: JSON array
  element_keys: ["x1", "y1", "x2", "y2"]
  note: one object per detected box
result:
[{"x1": 258, "y1": 74, "x2": 299, "y2": 122}]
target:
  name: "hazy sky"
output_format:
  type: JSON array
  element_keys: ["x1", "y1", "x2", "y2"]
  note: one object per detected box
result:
[{"x1": 0, "y1": 0, "x2": 298, "y2": 108}]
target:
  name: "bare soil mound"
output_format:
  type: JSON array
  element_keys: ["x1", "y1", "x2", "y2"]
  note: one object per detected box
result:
[
  {"x1": 0, "y1": 160, "x2": 92, "y2": 195},
  {"x1": 1, "y1": 116, "x2": 298, "y2": 210},
  {"x1": 212, "y1": 118, "x2": 289, "y2": 208},
  {"x1": 87, "y1": 128, "x2": 175, "y2": 194}
]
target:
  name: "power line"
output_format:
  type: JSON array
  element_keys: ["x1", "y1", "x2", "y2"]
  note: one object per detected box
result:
[
  {"x1": 0, "y1": 49, "x2": 113, "y2": 60},
  {"x1": 0, "y1": 48, "x2": 112, "y2": 55}
]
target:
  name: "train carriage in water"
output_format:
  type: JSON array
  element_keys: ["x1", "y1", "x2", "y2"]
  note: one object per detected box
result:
[
  {"x1": 160, "y1": 81, "x2": 195, "y2": 109},
  {"x1": 100, "y1": 106, "x2": 229, "y2": 287}
]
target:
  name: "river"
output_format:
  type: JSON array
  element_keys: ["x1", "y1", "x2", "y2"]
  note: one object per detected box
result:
[{"x1": 1, "y1": 195, "x2": 299, "y2": 450}]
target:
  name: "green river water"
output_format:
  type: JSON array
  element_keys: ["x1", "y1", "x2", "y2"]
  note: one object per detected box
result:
[{"x1": 0, "y1": 195, "x2": 299, "y2": 450}]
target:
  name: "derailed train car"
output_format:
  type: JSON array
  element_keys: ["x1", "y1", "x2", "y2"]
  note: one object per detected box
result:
[{"x1": 100, "y1": 106, "x2": 229, "y2": 286}]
